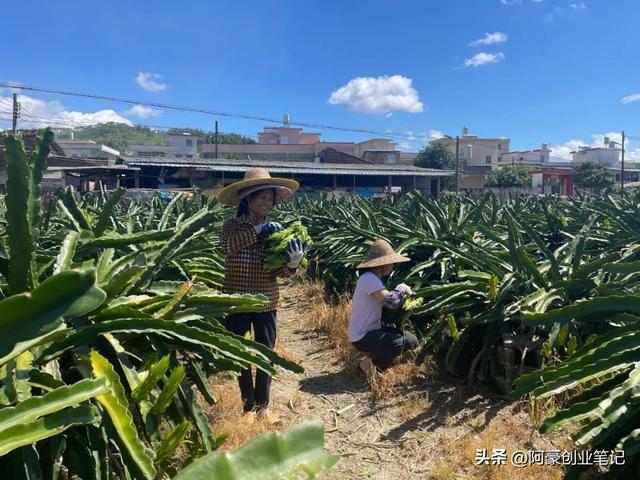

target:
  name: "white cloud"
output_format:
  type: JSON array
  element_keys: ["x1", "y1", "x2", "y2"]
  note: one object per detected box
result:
[
  {"x1": 546, "y1": 2, "x2": 586, "y2": 20},
  {"x1": 328, "y1": 75, "x2": 424, "y2": 114},
  {"x1": 464, "y1": 52, "x2": 505, "y2": 68},
  {"x1": 550, "y1": 139, "x2": 587, "y2": 160},
  {"x1": 135, "y1": 72, "x2": 168, "y2": 92},
  {"x1": 428, "y1": 129, "x2": 445, "y2": 141},
  {"x1": 0, "y1": 93, "x2": 132, "y2": 127},
  {"x1": 125, "y1": 105, "x2": 163, "y2": 118},
  {"x1": 621, "y1": 93, "x2": 640, "y2": 104},
  {"x1": 469, "y1": 32, "x2": 508, "y2": 47}
]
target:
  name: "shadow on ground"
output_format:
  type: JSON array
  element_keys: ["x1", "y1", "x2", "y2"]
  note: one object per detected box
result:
[
  {"x1": 381, "y1": 377, "x2": 505, "y2": 441},
  {"x1": 299, "y1": 370, "x2": 369, "y2": 396}
]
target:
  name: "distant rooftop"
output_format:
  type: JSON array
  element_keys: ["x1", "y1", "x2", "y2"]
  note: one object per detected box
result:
[{"x1": 122, "y1": 156, "x2": 453, "y2": 177}]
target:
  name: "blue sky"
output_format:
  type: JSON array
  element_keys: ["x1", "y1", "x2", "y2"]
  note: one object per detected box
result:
[{"x1": 1, "y1": 0, "x2": 639, "y2": 159}]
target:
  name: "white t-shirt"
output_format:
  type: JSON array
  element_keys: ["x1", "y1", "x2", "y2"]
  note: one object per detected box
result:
[{"x1": 348, "y1": 272, "x2": 385, "y2": 342}]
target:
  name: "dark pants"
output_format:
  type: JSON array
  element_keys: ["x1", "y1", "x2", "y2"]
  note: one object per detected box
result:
[
  {"x1": 352, "y1": 326, "x2": 418, "y2": 370},
  {"x1": 225, "y1": 310, "x2": 277, "y2": 412}
]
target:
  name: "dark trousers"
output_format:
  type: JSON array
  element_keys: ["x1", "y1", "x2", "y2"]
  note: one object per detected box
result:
[
  {"x1": 225, "y1": 310, "x2": 277, "y2": 412},
  {"x1": 352, "y1": 326, "x2": 418, "y2": 370}
]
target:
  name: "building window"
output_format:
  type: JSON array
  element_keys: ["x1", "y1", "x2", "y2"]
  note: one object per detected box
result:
[
  {"x1": 280, "y1": 136, "x2": 289, "y2": 144},
  {"x1": 186, "y1": 154, "x2": 193, "y2": 158},
  {"x1": 485, "y1": 155, "x2": 492, "y2": 164},
  {"x1": 185, "y1": 139, "x2": 193, "y2": 147},
  {"x1": 540, "y1": 155, "x2": 545, "y2": 162},
  {"x1": 497, "y1": 143, "x2": 502, "y2": 150},
  {"x1": 176, "y1": 154, "x2": 182, "y2": 158}
]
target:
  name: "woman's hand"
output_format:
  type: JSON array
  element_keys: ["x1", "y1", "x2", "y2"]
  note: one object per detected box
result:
[
  {"x1": 255, "y1": 222, "x2": 284, "y2": 235},
  {"x1": 285, "y1": 237, "x2": 305, "y2": 269},
  {"x1": 394, "y1": 283, "x2": 412, "y2": 296}
]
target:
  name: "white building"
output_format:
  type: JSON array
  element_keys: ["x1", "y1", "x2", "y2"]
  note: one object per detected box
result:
[
  {"x1": 571, "y1": 144, "x2": 621, "y2": 167},
  {"x1": 129, "y1": 133, "x2": 200, "y2": 159},
  {"x1": 54, "y1": 140, "x2": 120, "y2": 164},
  {"x1": 498, "y1": 144, "x2": 552, "y2": 166}
]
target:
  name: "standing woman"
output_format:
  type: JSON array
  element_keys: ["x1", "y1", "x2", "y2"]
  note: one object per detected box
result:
[
  {"x1": 217, "y1": 168, "x2": 305, "y2": 424},
  {"x1": 349, "y1": 239, "x2": 419, "y2": 377}
]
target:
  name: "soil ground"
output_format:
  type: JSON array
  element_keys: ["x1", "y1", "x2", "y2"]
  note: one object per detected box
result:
[{"x1": 207, "y1": 282, "x2": 572, "y2": 479}]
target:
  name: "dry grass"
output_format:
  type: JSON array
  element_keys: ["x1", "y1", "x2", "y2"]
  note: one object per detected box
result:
[
  {"x1": 430, "y1": 410, "x2": 571, "y2": 480},
  {"x1": 203, "y1": 375, "x2": 287, "y2": 452},
  {"x1": 298, "y1": 279, "x2": 359, "y2": 368},
  {"x1": 370, "y1": 358, "x2": 421, "y2": 400}
]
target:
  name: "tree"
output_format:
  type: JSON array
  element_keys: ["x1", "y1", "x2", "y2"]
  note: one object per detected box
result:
[
  {"x1": 414, "y1": 143, "x2": 456, "y2": 170},
  {"x1": 574, "y1": 161, "x2": 614, "y2": 192},
  {"x1": 484, "y1": 165, "x2": 531, "y2": 188}
]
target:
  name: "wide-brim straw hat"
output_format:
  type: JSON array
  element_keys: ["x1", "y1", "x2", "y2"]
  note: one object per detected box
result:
[
  {"x1": 216, "y1": 167, "x2": 299, "y2": 206},
  {"x1": 356, "y1": 239, "x2": 411, "y2": 269}
]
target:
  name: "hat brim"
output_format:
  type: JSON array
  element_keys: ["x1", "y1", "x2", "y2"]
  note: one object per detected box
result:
[
  {"x1": 356, "y1": 253, "x2": 411, "y2": 269},
  {"x1": 216, "y1": 177, "x2": 299, "y2": 205}
]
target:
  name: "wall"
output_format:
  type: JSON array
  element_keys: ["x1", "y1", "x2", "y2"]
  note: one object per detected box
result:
[
  {"x1": 434, "y1": 136, "x2": 510, "y2": 170},
  {"x1": 572, "y1": 148, "x2": 620, "y2": 167}
]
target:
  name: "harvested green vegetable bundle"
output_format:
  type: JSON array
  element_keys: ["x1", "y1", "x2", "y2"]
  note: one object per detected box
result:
[
  {"x1": 382, "y1": 293, "x2": 423, "y2": 326},
  {"x1": 263, "y1": 221, "x2": 312, "y2": 271}
]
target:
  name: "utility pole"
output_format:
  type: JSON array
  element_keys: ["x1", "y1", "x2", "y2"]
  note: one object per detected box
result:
[
  {"x1": 12, "y1": 93, "x2": 20, "y2": 134},
  {"x1": 621, "y1": 130, "x2": 625, "y2": 193},
  {"x1": 455, "y1": 135, "x2": 460, "y2": 193},
  {"x1": 214, "y1": 120, "x2": 219, "y2": 159}
]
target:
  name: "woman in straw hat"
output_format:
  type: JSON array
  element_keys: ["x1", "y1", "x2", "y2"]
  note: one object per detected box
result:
[
  {"x1": 217, "y1": 168, "x2": 305, "y2": 424},
  {"x1": 349, "y1": 239, "x2": 419, "y2": 377}
]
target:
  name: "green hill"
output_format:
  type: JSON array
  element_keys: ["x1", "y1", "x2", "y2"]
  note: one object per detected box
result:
[{"x1": 54, "y1": 123, "x2": 255, "y2": 153}]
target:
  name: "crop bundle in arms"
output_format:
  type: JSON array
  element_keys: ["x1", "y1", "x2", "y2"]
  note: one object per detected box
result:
[{"x1": 263, "y1": 220, "x2": 312, "y2": 271}]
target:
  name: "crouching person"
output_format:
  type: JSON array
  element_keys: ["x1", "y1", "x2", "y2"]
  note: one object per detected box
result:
[{"x1": 349, "y1": 239, "x2": 419, "y2": 376}]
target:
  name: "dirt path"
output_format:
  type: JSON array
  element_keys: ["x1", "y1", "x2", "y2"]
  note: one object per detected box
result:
[{"x1": 209, "y1": 282, "x2": 570, "y2": 479}]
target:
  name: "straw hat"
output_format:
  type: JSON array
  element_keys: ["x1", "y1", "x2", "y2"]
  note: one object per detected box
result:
[
  {"x1": 216, "y1": 167, "x2": 299, "y2": 206},
  {"x1": 356, "y1": 239, "x2": 411, "y2": 269}
]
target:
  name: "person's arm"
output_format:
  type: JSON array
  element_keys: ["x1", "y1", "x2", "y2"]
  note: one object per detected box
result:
[
  {"x1": 220, "y1": 219, "x2": 261, "y2": 255},
  {"x1": 372, "y1": 289, "x2": 404, "y2": 309}
]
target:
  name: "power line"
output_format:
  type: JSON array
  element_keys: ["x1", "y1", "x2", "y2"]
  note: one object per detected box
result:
[
  {"x1": 3, "y1": 83, "x2": 638, "y2": 149},
  {"x1": 0, "y1": 81, "x2": 433, "y2": 142}
]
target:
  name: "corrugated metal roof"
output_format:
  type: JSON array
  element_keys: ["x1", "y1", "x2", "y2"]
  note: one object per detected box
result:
[{"x1": 122, "y1": 156, "x2": 453, "y2": 177}]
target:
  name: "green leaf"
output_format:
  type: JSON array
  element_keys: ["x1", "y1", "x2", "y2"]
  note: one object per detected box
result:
[
  {"x1": 133, "y1": 209, "x2": 219, "y2": 291},
  {"x1": 151, "y1": 365, "x2": 185, "y2": 415},
  {"x1": 93, "y1": 187, "x2": 126, "y2": 236},
  {"x1": 0, "y1": 405, "x2": 99, "y2": 456},
  {"x1": 189, "y1": 362, "x2": 216, "y2": 404},
  {"x1": 44, "y1": 319, "x2": 292, "y2": 375},
  {"x1": 155, "y1": 420, "x2": 190, "y2": 464},
  {"x1": 521, "y1": 295, "x2": 640, "y2": 327},
  {"x1": 0, "y1": 269, "x2": 104, "y2": 363},
  {"x1": 3, "y1": 134, "x2": 36, "y2": 294},
  {"x1": 173, "y1": 421, "x2": 338, "y2": 480},
  {"x1": 53, "y1": 231, "x2": 79, "y2": 274},
  {"x1": 0, "y1": 378, "x2": 107, "y2": 433},
  {"x1": 131, "y1": 355, "x2": 170, "y2": 403},
  {"x1": 90, "y1": 350, "x2": 157, "y2": 479},
  {"x1": 78, "y1": 229, "x2": 175, "y2": 251}
]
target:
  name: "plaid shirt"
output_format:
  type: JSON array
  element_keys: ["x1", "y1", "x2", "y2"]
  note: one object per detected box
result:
[{"x1": 220, "y1": 216, "x2": 294, "y2": 311}]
